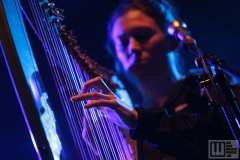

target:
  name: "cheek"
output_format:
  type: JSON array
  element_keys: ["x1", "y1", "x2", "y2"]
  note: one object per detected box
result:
[
  {"x1": 116, "y1": 52, "x2": 130, "y2": 70},
  {"x1": 116, "y1": 52, "x2": 136, "y2": 71},
  {"x1": 148, "y1": 36, "x2": 169, "y2": 59}
]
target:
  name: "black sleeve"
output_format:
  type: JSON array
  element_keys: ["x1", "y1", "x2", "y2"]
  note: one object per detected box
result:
[{"x1": 130, "y1": 106, "x2": 235, "y2": 159}]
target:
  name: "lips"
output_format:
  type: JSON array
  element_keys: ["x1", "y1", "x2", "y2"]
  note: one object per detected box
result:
[{"x1": 133, "y1": 58, "x2": 149, "y2": 65}]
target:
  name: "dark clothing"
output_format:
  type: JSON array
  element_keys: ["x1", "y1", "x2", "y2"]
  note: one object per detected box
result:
[{"x1": 130, "y1": 74, "x2": 240, "y2": 159}]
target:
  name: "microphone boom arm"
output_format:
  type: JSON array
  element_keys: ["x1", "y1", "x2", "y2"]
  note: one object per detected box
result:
[{"x1": 168, "y1": 20, "x2": 240, "y2": 148}]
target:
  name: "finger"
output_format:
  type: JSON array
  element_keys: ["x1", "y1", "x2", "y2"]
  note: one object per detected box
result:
[
  {"x1": 71, "y1": 92, "x2": 110, "y2": 102},
  {"x1": 81, "y1": 77, "x2": 103, "y2": 93},
  {"x1": 81, "y1": 77, "x2": 112, "y2": 94},
  {"x1": 84, "y1": 99, "x2": 116, "y2": 109}
]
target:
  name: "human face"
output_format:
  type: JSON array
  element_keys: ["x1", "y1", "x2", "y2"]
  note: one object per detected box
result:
[{"x1": 111, "y1": 10, "x2": 171, "y2": 79}]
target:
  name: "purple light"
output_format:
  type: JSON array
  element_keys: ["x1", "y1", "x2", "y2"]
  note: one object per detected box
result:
[
  {"x1": 167, "y1": 26, "x2": 174, "y2": 36},
  {"x1": 0, "y1": 41, "x2": 42, "y2": 159},
  {"x1": 177, "y1": 32, "x2": 184, "y2": 41}
]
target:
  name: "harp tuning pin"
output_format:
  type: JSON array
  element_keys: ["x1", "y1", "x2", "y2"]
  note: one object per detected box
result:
[
  {"x1": 48, "y1": 3, "x2": 55, "y2": 8},
  {"x1": 74, "y1": 46, "x2": 81, "y2": 51},
  {"x1": 39, "y1": 0, "x2": 49, "y2": 8},
  {"x1": 85, "y1": 55, "x2": 89, "y2": 59},
  {"x1": 60, "y1": 25, "x2": 67, "y2": 31},
  {"x1": 48, "y1": 15, "x2": 57, "y2": 23},
  {"x1": 57, "y1": 17, "x2": 63, "y2": 22},
  {"x1": 76, "y1": 45, "x2": 80, "y2": 48}
]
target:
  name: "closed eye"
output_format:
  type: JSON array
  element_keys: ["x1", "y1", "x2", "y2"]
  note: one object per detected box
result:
[
  {"x1": 134, "y1": 33, "x2": 152, "y2": 43},
  {"x1": 116, "y1": 28, "x2": 155, "y2": 50},
  {"x1": 132, "y1": 27, "x2": 155, "y2": 43}
]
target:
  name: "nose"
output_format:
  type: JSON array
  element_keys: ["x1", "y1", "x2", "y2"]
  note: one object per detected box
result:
[{"x1": 127, "y1": 37, "x2": 141, "y2": 57}]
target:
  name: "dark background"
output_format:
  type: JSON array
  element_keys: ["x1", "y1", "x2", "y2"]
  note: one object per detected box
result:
[{"x1": 0, "y1": 0, "x2": 240, "y2": 159}]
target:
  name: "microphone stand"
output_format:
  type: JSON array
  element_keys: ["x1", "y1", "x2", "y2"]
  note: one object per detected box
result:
[
  {"x1": 168, "y1": 19, "x2": 240, "y2": 150},
  {"x1": 185, "y1": 42, "x2": 240, "y2": 148}
]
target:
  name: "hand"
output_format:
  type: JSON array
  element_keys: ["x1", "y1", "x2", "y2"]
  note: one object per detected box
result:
[{"x1": 71, "y1": 77, "x2": 138, "y2": 129}]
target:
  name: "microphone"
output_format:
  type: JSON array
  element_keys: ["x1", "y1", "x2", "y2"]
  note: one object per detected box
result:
[{"x1": 167, "y1": 20, "x2": 196, "y2": 45}]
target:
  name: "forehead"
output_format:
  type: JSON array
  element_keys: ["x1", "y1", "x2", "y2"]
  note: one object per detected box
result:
[{"x1": 111, "y1": 10, "x2": 160, "y2": 38}]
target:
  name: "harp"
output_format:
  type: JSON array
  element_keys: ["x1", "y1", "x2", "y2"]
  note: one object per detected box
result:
[{"x1": 0, "y1": 0, "x2": 137, "y2": 159}]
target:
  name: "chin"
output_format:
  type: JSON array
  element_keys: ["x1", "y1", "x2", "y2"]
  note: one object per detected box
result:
[{"x1": 129, "y1": 69, "x2": 154, "y2": 82}]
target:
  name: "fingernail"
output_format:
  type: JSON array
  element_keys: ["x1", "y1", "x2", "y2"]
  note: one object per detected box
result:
[{"x1": 70, "y1": 96, "x2": 76, "y2": 101}]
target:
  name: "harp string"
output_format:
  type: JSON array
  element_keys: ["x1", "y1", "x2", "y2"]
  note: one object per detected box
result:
[
  {"x1": 81, "y1": 71, "x2": 125, "y2": 159},
  {"x1": 25, "y1": 1, "x2": 74, "y2": 158},
  {"x1": 72, "y1": 58, "x2": 108, "y2": 158},
  {"x1": 41, "y1": 1, "x2": 124, "y2": 158},
  {"x1": 27, "y1": 0, "x2": 133, "y2": 159},
  {"x1": 73, "y1": 59, "x2": 107, "y2": 157},
  {"x1": 51, "y1": 16, "x2": 99, "y2": 160},
  {"x1": 29, "y1": 1, "x2": 95, "y2": 158}
]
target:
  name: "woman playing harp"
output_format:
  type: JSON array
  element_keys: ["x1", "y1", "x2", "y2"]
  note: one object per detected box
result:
[{"x1": 71, "y1": 0, "x2": 240, "y2": 159}]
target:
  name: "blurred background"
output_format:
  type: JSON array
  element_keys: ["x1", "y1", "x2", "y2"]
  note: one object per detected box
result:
[{"x1": 0, "y1": 0, "x2": 240, "y2": 159}]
